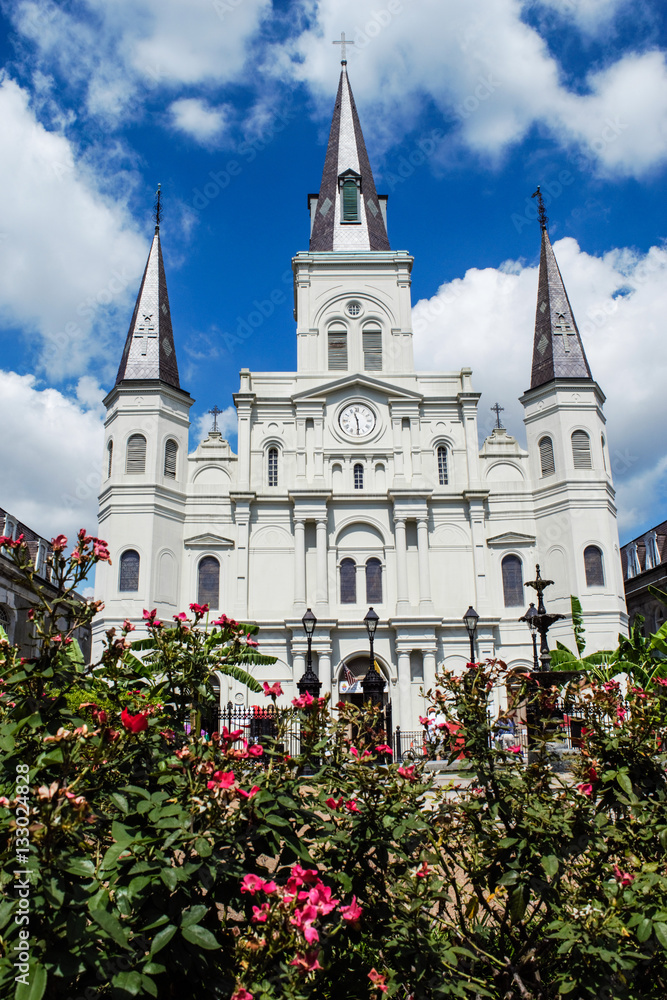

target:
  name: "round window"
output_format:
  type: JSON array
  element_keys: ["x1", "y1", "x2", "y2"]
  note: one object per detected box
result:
[{"x1": 346, "y1": 301, "x2": 362, "y2": 317}]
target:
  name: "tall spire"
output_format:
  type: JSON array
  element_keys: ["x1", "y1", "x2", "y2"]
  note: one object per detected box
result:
[
  {"x1": 529, "y1": 188, "x2": 592, "y2": 390},
  {"x1": 115, "y1": 188, "x2": 180, "y2": 389},
  {"x1": 309, "y1": 65, "x2": 390, "y2": 253}
]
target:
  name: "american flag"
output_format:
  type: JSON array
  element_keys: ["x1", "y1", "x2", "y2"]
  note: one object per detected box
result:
[{"x1": 342, "y1": 665, "x2": 356, "y2": 685}]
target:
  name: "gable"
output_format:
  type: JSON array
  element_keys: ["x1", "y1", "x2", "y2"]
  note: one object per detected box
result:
[{"x1": 293, "y1": 373, "x2": 422, "y2": 403}]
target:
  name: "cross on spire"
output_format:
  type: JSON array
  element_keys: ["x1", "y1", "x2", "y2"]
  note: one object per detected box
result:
[
  {"x1": 531, "y1": 185, "x2": 548, "y2": 231},
  {"x1": 208, "y1": 405, "x2": 223, "y2": 433},
  {"x1": 332, "y1": 31, "x2": 354, "y2": 64},
  {"x1": 491, "y1": 402, "x2": 505, "y2": 429}
]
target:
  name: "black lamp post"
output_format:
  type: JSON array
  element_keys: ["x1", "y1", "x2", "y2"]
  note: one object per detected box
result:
[
  {"x1": 361, "y1": 607, "x2": 384, "y2": 707},
  {"x1": 519, "y1": 602, "x2": 539, "y2": 670},
  {"x1": 463, "y1": 606, "x2": 479, "y2": 663},
  {"x1": 523, "y1": 566, "x2": 565, "y2": 671},
  {"x1": 297, "y1": 608, "x2": 321, "y2": 698}
]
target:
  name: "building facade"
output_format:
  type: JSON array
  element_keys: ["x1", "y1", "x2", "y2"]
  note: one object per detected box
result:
[
  {"x1": 621, "y1": 522, "x2": 667, "y2": 634},
  {"x1": 94, "y1": 65, "x2": 628, "y2": 728}
]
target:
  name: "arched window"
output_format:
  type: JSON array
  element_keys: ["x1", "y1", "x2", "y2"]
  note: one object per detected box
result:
[
  {"x1": 328, "y1": 325, "x2": 347, "y2": 370},
  {"x1": 164, "y1": 439, "x2": 178, "y2": 479},
  {"x1": 198, "y1": 556, "x2": 220, "y2": 608},
  {"x1": 0, "y1": 604, "x2": 10, "y2": 640},
  {"x1": 341, "y1": 178, "x2": 360, "y2": 222},
  {"x1": 437, "y1": 445, "x2": 449, "y2": 485},
  {"x1": 502, "y1": 555, "x2": 524, "y2": 607},
  {"x1": 539, "y1": 437, "x2": 555, "y2": 477},
  {"x1": 126, "y1": 434, "x2": 146, "y2": 474},
  {"x1": 107, "y1": 440, "x2": 113, "y2": 478},
  {"x1": 366, "y1": 558, "x2": 382, "y2": 604},
  {"x1": 268, "y1": 447, "x2": 278, "y2": 487},
  {"x1": 584, "y1": 546, "x2": 604, "y2": 587},
  {"x1": 340, "y1": 558, "x2": 356, "y2": 604},
  {"x1": 119, "y1": 550, "x2": 140, "y2": 592},
  {"x1": 353, "y1": 463, "x2": 364, "y2": 490},
  {"x1": 572, "y1": 430, "x2": 592, "y2": 469},
  {"x1": 362, "y1": 325, "x2": 382, "y2": 371}
]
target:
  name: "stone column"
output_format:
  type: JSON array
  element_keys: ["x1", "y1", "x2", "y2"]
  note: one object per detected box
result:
[
  {"x1": 296, "y1": 419, "x2": 306, "y2": 479},
  {"x1": 318, "y1": 649, "x2": 332, "y2": 701},
  {"x1": 397, "y1": 650, "x2": 411, "y2": 733},
  {"x1": 394, "y1": 516, "x2": 409, "y2": 610},
  {"x1": 293, "y1": 651, "x2": 305, "y2": 692},
  {"x1": 422, "y1": 648, "x2": 437, "y2": 698},
  {"x1": 294, "y1": 517, "x2": 306, "y2": 610},
  {"x1": 417, "y1": 516, "x2": 433, "y2": 611},
  {"x1": 316, "y1": 518, "x2": 328, "y2": 608}
]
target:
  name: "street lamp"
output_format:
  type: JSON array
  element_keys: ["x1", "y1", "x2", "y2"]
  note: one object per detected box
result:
[
  {"x1": 361, "y1": 607, "x2": 384, "y2": 707},
  {"x1": 519, "y1": 602, "x2": 539, "y2": 670},
  {"x1": 297, "y1": 608, "x2": 321, "y2": 698},
  {"x1": 463, "y1": 606, "x2": 479, "y2": 663}
]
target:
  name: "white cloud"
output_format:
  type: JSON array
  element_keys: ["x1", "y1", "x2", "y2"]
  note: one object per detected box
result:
[
  {"x1": 532, "y1": 0, "x2": 631, "y2": 35},
  {"x1": 412, "y1": 236, "x2": 667, "y2": 540},
  {"x1": 0, "y1": 75, "x2": 146, "y2": 380},
  {"x1": 169, "y1": 98, "x2": 229, "y2": 144},
  {"x1": 0, "y1": 371, "x2": 104, "y2": 544}
]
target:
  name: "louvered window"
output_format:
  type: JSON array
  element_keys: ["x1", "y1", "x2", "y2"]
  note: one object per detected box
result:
[
  {"x1": 584, "y1": 546, "x2": 604, "y2": 587},
  {"x1": 539, "y1": 437, "x2": 555, "y2": 477},
  {"x1": 366, "y1": 558, "x2": 382, "y2": 603},
  {"x1": 268, "y1": 447, "x2": 278, "y2": 486},
  {"x1": 164, "y1": 439, "x2": 177, "y2": 479},
  {"x1": 341, "y1": 558, "x2": 356, "y2": 604},
  {"x1": 354, "y1": 463, "x2": 364, "y2": 490},
  {"x1": 119, "y1": 550, "x2": 140, "y2": 592},
  {"x1": 342, "y1": 179, "x2": 359, "y2": 222},
  {"x1": 363, "y1": 327, "x2": 382, "y2": 371},
  {"x1": 328, "y1": 327, "x2": 348, "y2": 370},
  {"x1": 126, "y1": 434, "x2": 146, "y2": 474},
  {"x1": 437, "y1": 446, "x2": 448, "y2": 485},
  {"x1": 198, "y1": 556, "x2": 220, "y2": 608},
  {"x1": 572, "y1": 430, "x2": 592, "y2": 469},
  {"x1": 107, "y1": 440, "x2": 113, "y2": 478},
  {"x1": 502, "y1": 555, "x2": 524, "y2": 607}
]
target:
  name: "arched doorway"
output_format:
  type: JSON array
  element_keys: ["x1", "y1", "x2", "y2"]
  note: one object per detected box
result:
[{"x1": 337, "y1": 655, "x2": 393, "y2": 745}]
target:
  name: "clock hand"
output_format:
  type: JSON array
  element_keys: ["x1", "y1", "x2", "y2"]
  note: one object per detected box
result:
[{"x1": 354, "y1": 413, "x2": 360, "y2": 432}]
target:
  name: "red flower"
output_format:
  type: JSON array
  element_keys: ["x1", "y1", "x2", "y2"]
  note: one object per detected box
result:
[
  {"x1": 576, "y1": 782, "x2": 593, "y2": 796},
  {"x1": 340, "y1": 895, "x2": 362, "y2": 926},
  {"x1": 289, "y1": 951, "x2": 322, "y2": 974},
  {"x1": 231, "y1": 990, "x2": 253, "y2": 1000},
  {"x1": 507, "y1": 745, "x2": 522, "y2": 754},
  {"x1": 397, "y1": 765, "x2": 416, "y2": 780},
  {"x1": 375, "y1": 744, "x2": 392, "y2": 754},
  {"x1": 612, "y1": 864, "x2": 635, "y2": 888},
  {"x1": 344, "y1": 799, "x2": 360, "y2": 814},
  {"x1": 247, "y1": 743, "x2": 263, "y2": 757},
  {"x1": 325, "y1": 797, "x2": 343, "y2": 810},
  {"x1": 189, "y1": 603, "x2": 209, "y2": 617},
  {"x1": 207, "y1": 770, "x2": 235, "y2": 790},
  {"x1": 173, "y1": 612, "x2": 187, "y2": 621},
  {"x1": 263, "y1": 681, "x2": 283, "y2": 698},
  {"x1": 143, "y1": 608, "x2": 157, "y2": 621},
  {"x1": 120, "y1": 708, "x2": 148, "y2": 733},
  {"x1": 238, "y1": 785, "x2": 260, "y2": 799},
  {"x1": 51, "y1": 534, "x2": 68, "y2": 552},
  {"x1": 416, "y1": 861, "x2": 429, "y2": 878},
  {"x1": 368, "y1": 968, "x2": 388, "y2": 993},
  {"x1": 241, "y1": 874, "x2": 271, "y2": 895},
  {"x1": 251, "y1": 903, "x2": 270, "y2": 923},
  {"x1": 292, "y1": 692, "x2": 314, "y2": 708}
]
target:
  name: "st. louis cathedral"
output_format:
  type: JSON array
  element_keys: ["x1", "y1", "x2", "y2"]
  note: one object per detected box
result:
[{"x1": 93, "y1": 63, "x2": 628, "y2": 730}]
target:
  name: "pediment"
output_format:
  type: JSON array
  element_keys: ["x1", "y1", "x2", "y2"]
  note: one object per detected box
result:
[
  {"x1": 486, "y1": 532, "x2": 536, "y2": 547},
  {"x1": 293, "y1": 373, "x2": 422, "y2": 403},
  {"x1": 184, "y1": 532, "x2": 235, "y2": 549}
]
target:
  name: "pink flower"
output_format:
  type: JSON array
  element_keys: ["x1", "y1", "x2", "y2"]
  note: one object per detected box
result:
[
  {"x1": 612, "y1": 864, "x2": 635, "y2": 888},
  {"x1": 238, "y1": 785, "x2": 260, "y2": 799},
  {"x1": 120, "y1": 708, "x2": 148, "y2": 733},
  {"x1": 616, "y1": 706, "x2": 627, "y2": 722},
  {"x1": 292, "y1": 692, "x2": 314, "y2": 708},
  {"x1": 654, "y1": 678, "x2": 667, "y2": 687},
  {"x1": 368, "y1": 968, "x2": 388, "y2": 993},
  {"x1": 247, "y1": 743, "x2": 263, "y2": 757},
  {"x1": 349, "y1": 746, "x2": 359, "y2": 758},
  {"x1": 245, "y1": 635, "x2": 259, "y2": 648},
  {"x1": 398, "y1": 765, "x2": 416, "y2": 780},
  {"x1": 122, "y1": 620, "x2": 135, "y2": 632},
  {"x1": 289, "y1": 951, "x2": 322, "y2": 974},
  {"x1": 231, "y1": 990, "x2": 254, "y2": 1000},
  {"x1": 173, "y1": 612, "x2": 187, "y2": 621},
  {"x1": 93, "y1": 539, "x2": 110, "y2": 560},
  {"x1": 325, "y1": 797, "x2": 343, "y2": 810},
  {"x1": 344, "y1": 799, "x2": 360, "y2": 814},
  {"x1": 207, "y1": 770, "x2": 235, "y2": 790},
  {"x1": 576, "y1": 782, "x2": 593, "y2": 796},
  {"x1": 466, "y1": 661, "x2": 478, "y2": 669},
  {"x1": 419, "y1": 715, "x2": 429, "y2": 726},
  {"x1": 507, "y1": 745, "x2": 522, "y2": 754},
  {"x1": 143, "y1": 608, "x2": 157, "y2": 621},
  {"x1": 416, "y1": 861, "x2": 429, "y2": 878},
  {"x1": 375, "y1": 744, "x2": 393, "y2": 754},
  {"x1": 251, "y1": 903, "x2": 270, "y2": 923},
  {"x1": 51, "y1": 534, "x2": 68, "y2": 552},
  {"x1": 212, "y1": 614, "x2": 229, "y2": 626},
  {"x1": 241, "y1": 874, "x2": 267, "y2": 895},
  {"x1": 290, "y1": 903, "x2": 320, "y2": 943},
  {"x1": 340, "y1": 895, "x2": 362, "y2": 926},
  {"x1": 263, "y1": 681, "x2": 284, "y2": 698},
  {"x1": 189, "y1": 602, "x2": 209, "y2": 617}
]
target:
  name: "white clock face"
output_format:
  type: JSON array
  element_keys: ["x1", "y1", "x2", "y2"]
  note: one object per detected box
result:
[{"x1": 339, "y1": 403, "x2": 375, "y2": 437}]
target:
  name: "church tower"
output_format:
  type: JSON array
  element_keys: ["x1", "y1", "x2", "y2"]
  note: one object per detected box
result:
[
  {"x1": 520, "y1": 191, "x2": 627, "y2": 643},
  {"x1": 94, "y1": 193, "x2": 193, "y2": 647}
]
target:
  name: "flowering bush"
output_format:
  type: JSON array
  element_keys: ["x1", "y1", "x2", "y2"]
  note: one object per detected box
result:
[{"x1": 1, "y1": 534, "x2": 667, "y2": 998}]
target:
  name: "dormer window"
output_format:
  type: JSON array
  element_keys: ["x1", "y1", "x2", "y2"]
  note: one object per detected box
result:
[{"x1": 340, "y1": 173, "x2": 360, "y2": 223}]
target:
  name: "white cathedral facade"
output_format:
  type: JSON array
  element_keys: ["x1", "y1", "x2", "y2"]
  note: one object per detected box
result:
[{"x1": 94, "y1": 65, "x2": 628, "y2": 731}]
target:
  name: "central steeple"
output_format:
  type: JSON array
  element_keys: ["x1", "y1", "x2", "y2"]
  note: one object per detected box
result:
[{"x1": 309, "y1": 65, "x2": 390, "y2": 253}]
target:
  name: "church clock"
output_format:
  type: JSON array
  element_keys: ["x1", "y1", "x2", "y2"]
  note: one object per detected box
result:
[{"x1": 339, "y1": 403, "x2": 375, "y2": 437}]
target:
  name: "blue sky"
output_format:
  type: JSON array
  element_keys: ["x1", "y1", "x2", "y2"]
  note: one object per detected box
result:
[{"x1": 0, "y1": 0, "x2": 666, "y2": 548}]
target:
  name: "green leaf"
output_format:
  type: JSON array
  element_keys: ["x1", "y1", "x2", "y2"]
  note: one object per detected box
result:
[
  {"x1": 541, "y1": 855, "x2": 559, "y2": 878},
  {"x1": 149, "y1": 924, "x2": 177, "y2": 956},
  {"x1": 654, "y1": 922, "x2": 667, "y2": 949},
  {"x1": 559, "y1": 981, "x2": 578, "y2": 995},
  {"x1": 181, "y1": 905, "x2": 208, "y2": 928},
  {"x1": 617, "y1": 773, "x2": 633, "y2": 795},
  {"x1": 89, "y1": 909, "x2": 131, "y2": 949},
  {"x1": 110, "y1": 792, "x2": 129, "y2": 813},
  {"x1": 112, "y1": 971, "x2": 143, "y2": 996},
  {"x1": 139, "y1": 975, "x2": 158, "y2": 998},
  {"x1": 194, "y1": 838, "x2": 212, "y2": 858},
  {"x1": 181, "y1": 924, "x2": 220, "y2": 950},
  {"x1": 15, "y1": 963, "x2": 47, "y2": 1000},
  {"x1": 64, "y1": 857, "x2": 96, "y2": 878},
  {"x1": 111, "y1": 821, "x2": 136, "y2": 845},
  {"x1": 160, "y1": 868, "x2": 179, "y2": 891},
  {"x1": 637, "y1": 918, "x2": 653, "y2": 943},
  {"x1": 497, "y1": 871, "x2": 519, "y2": 886}
]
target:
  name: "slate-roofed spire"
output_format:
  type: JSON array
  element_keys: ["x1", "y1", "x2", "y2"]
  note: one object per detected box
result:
[
  {"x1": 529, "y1": 187, "x2": 592, "y2": 390},
  {"x1": 309, "y1": 64, "x2": 390, "y2": 253},
  {"x1": 115, "y1": 186, "x2": 180, "y2": 389}
]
